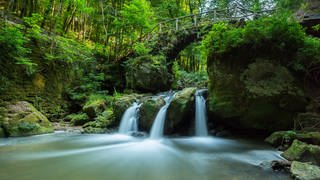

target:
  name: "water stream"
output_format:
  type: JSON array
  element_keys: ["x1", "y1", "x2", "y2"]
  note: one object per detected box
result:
[
  {"x1": 149, "y1": 93, "x2": 175, "y2": 139},
  {"x1": 0, "y1": 133, "x2": 290, "y2": 180},
  {"x1": 118, "y1": 102, "x2": 140, "y2": 134},
  {"x1": 195, "y1": 89, "x2": 208, "y2": 136}
]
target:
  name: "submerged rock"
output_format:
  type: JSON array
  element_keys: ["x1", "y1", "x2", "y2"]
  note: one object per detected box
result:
[
  {"x1": 282, "y1": 140, "x2": 320, "y2": 165},
  {"x1": 139, "y1": 96, "x2": 165, "y2": 131},
  {"x1": 166, "y1": 87, "x2": 197, "y2": 134},
  {"x1": 3, "y1": 101, "x2": 53, "y2": 137},
  {"x1": 290, "y1": 161, "x2": 320, "y2": 180}
]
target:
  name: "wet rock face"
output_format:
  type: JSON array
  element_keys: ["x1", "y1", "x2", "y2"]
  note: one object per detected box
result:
[
  {"x1": 166, "y1": 87, "x2": 197, "y2": 135},
  {"x1": 139, "y1": 96, "x2": 165, "y2": 131},
  {"x1": 2, "y1": 101, "x2": 53, "y2": 137},
  {"x1": 282, "y1": 140, "x2": 320, "y2": 166},
  {"x1": 207, "y1": 57, "x2": 306, "y2": 133},
  {"x1": 290, "y1": 161, "x2": 320, "y2": 180},
  {"x1": 125, "y1": 55, "x2": 171, "y2": 93}
]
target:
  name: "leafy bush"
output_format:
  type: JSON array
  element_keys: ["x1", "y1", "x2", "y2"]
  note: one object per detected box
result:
[
  {"x1": 67, "y1": 113, "x2": 90, "y2": 126},
  {"x1": 203, "y1": 13, "x2": 305, "y2": 63},
  {"x1": 172, "y1": 62, "x2": 208, "y2": 89},
  {"x1": 23, "y1": 13, "x2": 43, "y2": 39},
  {"x1": 0, "y1": 24, "x2": 35, "y2": 74}
]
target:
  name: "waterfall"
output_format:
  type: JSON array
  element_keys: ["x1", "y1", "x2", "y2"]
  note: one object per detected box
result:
[
  {"x1": 149, "y1": 93, "x2": 175, "y2": 139},
  {"x1": 118, "y1": 102, "x2": 140, "y2": 134},
  {"x1": 195, "y1": 89, "x2": 208, "y2": 136}
]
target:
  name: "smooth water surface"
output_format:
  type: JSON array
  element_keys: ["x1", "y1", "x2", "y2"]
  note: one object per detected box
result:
[{"x1": 0, "y1": 132, "x2": 290, "y2": 180}]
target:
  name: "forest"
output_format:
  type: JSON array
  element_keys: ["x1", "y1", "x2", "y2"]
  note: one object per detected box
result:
[{"x1": 0, "y1": 0, "x2": 320, "y2": 179}]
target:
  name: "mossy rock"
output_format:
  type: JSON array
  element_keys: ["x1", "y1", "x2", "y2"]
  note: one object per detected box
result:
[
  {"x1": 82, "y1": 108, "x2": 115, "y2": 134},
  {"x1": 139, "y1": 96, "x2": 165, "y2": 131},
  {"x1": 207, "y1": 59, "x2": 303, "y2": 133},
  {"x1": 126, "y1": 55, "x2": 171, "y2": 92},
  {"x1": 3, "y1": 101, "x2": 53, "y2": 137},
  {"x1": 290, "y1": 161, "x2": 320, "y2": 180},
  {"x1": 282, "y1": 140, "x2": 320, "y2": 165},
  {"x1": 166, "y1": 87, "x2": 197, "y2": 134},
  {"x1": 83, "y1": 98, "x2": 106, "y2": 118},
  {"x1": 265, "y1": 131, "x2": 297, "y2": 147},
  {"x1": 296, "y1": 132, "x2": 320, "y2": 146},
  {"x1": 83, "y1": 121, "x2": 106, "y2": 134}
]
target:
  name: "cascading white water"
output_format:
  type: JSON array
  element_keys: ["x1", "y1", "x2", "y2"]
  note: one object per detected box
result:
[
  {"x1": 149, "y1": 93, "x2": 175, "y2": 139},
  {"x1": 195, "y1": 89, "x2": 208, "y2": 136},
  {"x1": 118, "y1": 102, "x2": 140, "y2": 134}
]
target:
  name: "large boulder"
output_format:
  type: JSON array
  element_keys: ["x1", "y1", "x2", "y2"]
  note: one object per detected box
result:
[
  {"x1": 2, "y1": 101, "x2": 53, "y2": 137},
  {"x1": 166, "y1": 87, "x2": 197, "y2": 134},
  {"x1": 139, "y1": 96, "x2": 165, "y2": 131},
  {"x1": 282, "y1": 140, "x2": 320, "y2": 165},
  {"x1": 296, "y1": 132, "x2": 320, "y2": 145},
  {"x1": 126, "y1": 55, "x2": 171, "y2": 92},
  {"x1": 207, "y1": 59, "x2": 306, "y2": 133},
  {"x1": 290, "y1": 161, "x2": 320, "y2": 180}
]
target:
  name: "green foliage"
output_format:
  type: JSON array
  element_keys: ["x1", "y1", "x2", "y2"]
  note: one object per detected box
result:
[
  {"x1": 44, "y1": 36, "x2": 94, "y2": 63},
  {"x1": 203, "y1": 13, "x2": 305, "y2": 62},
  {"x1": 23, "y1": 13, "x2": 44, "y2": 39},
  {"x1": 67, "y1": 113, "x2": 90, "y2": 126},
  {"x1": 115, "y1": 0, "x2": 155, "y2": 40},
  {"x1": 0, "y1": 24, "x2": 35, "y2": 74},
  {"x1": 172, "y1": 62, "x2": 208, "y2": 89},
  {"x1": 66, "y1": 72, "x2": 107, "y2": 113},
  {"x1": 313, "y1": 25, "x2": 320, "y2": 32},
  {"x1": 134, "y1": 42, "x2": 151, "y2": 56},
  {"x1": 275, "y1": 0, "x2": 304, "y2": 11},
  {"x1": 295, "y1": 37, "x2": 320, "y2": 71}
]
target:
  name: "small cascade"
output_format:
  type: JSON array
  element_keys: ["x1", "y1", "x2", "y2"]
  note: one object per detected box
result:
[
  {"x1": 195, "y1": 89, "x2": 208, "y2": 136},
  {"x1": 149, "y1": 92, "x2": 175, "y2": 139},
  {"x1": 118, "y1": 102, "x2": 140, "y2": 134}
]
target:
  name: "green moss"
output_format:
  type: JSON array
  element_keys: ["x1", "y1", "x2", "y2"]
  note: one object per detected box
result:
[
  {"x1": 282, "y1": 140, "x2": 320, "y2": 165},
  {"x1": 265, "y1": 131, "x2": 297, "y2": 147},
  {"x1": 3, "y1": 101, "x2": 53, "y2": 137},
  {"x1": 82, "y1": 108, "x2": 115, "y2": 134},
  {"x1": 67, "y1": 113, "x2": 90, "y2": 126},
  {"x1": 83, "y1": 94, "x2": 107, "y2": 118},
  {"x1": 140, "y1": 96, "x2": 165, "y2": 130}
]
